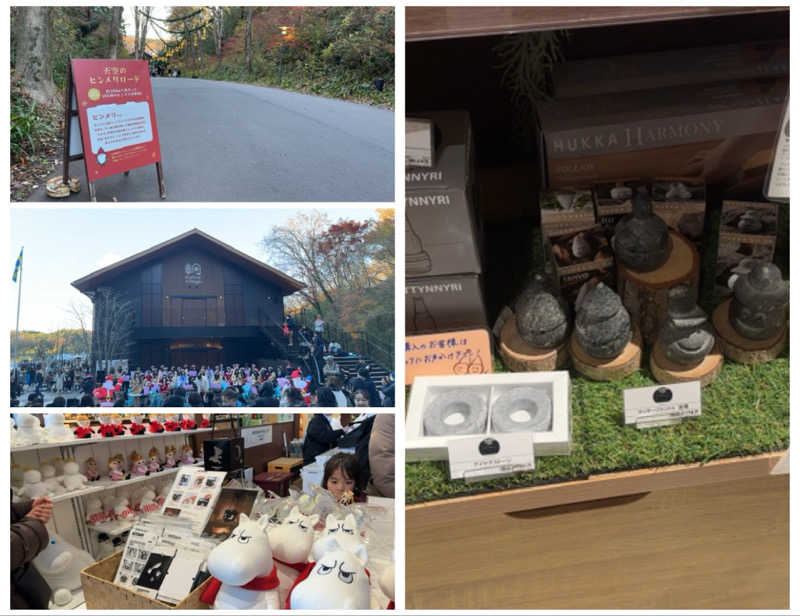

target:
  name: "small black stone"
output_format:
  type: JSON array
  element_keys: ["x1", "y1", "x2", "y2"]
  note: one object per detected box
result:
[
  {"x1": 574, "y1": 283, "x2": 632, "y2": 359},
  {"x1": 653, "y1": 387, "x2": 673, "y2": 403},
  {"x1": 613, "y1": 188, "x2": 670, "y2": 272},
  {"x1": 659, "y1": 285, "x2": 714, "y2": 366},
  {"x1": 514, "y1": 277, "x2": 571, "y2": 348},
  {"x1": 730, "y1": 261, "x2": 788, "y2": 340},
  {"x1": 479, "y1": 438, "x2": 500, "y2": 455}
]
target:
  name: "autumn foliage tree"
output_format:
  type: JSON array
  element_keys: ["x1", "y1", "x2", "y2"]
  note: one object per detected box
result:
[{"x1": 261, "y1": 210, "x2": 394, "y2": 340}]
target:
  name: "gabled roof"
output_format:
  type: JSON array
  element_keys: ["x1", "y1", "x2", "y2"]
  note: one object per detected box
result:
[{"x1": 71, "y1": 228, "x2": 304, "y2": 295}]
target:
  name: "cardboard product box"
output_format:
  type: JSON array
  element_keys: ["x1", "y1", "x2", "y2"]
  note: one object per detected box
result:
[
  {"x1": 537, "y1": 77, "x2": 788, "y2": 188},
  {"x1": 405, "y1": 189, "x2": 482, "y2": 277},
  {"x1": 543, "y1": 224, "x2": 616, "y2": 310},
  {"x1": 405, "y1": 110, "x2": 474, "y2": 191},
  {"x1": 715, "y1": 201, "x2": 778, "y2": 296},
  {"x1": 593, "y1": 182, "x2": 637, "y2": 235},
  {"x1": 594, "y1": 181, "x2": 706, "y2": 249},
  {"x1": 406, "y1": 117, "x2": 435, "y2": 167},
  {"x1": 539, "y1": 187, "x2": 596, "y2": 232},
  {"x1": 406, "y1": 273, "x2": 487, "y2": 335},
  {"x1": 552, "y1": 39, "x2": 789, "y2": 98},
  {"x1": 406, "y1": 371, "x2": 572, "y2": 462},
  {"x1": 650, "y1": 180, "x2": 706, "y2": 252}
]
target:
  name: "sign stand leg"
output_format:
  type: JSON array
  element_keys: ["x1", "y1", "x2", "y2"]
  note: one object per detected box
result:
[
  {"x1": 88, "y1": 182, "x2": 97, "y2": 202},
  {"x1": 62, "y1": 64, "x2": 73, "y2": 186},
  {"x1": 156, "y1": 162, "x2": 166, "y2": 199}
]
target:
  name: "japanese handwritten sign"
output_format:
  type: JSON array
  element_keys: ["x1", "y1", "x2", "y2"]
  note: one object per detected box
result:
[
  {"x1": 71, "y1": 59, "x2": 162, "y2": 181},
  {"x1": 405, "y1": 328, "x2": 492, "y2": 385}
]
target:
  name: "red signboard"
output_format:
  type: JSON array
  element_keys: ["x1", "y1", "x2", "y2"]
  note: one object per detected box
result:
[{"x1": 71, "y1": 59, "x2": 162, "y2": 181}]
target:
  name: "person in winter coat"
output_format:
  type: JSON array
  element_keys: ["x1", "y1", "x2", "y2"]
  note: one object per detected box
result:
[
  {"x1": 11, "y1": 495, "x2": 53, "y2": 609},
  {"x1": 302, "y1": 413, "x2": 344, "y2": 465},
  {"x1": 368, "y1": 414, "x2": 395, "y2": 497}
]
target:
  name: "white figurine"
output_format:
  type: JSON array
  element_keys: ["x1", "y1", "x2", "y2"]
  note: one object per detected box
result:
[
  {"x1": 40, "y1": 461, "x2": 66, "y2": 496},
  {"x1": 43, "y1": 414, "x2": 72, "y2": 442},
  {"x1": 288, "y1": 539, "x2": 371, "y2": 610},
  {"x1": 61, "y1": 459, "x2": 88, "y2": 492},
  {"x1": 22, "y1": 469, "x2": 49, "y2": 499},
  {"x1": 201, "y1": 514, "x2": 281, "y2": 609},
  {"x1": 111, "y1": 494, "x2": 137, "y2": 522},
  {"x1": 270, "y1": 506, "x2": 320, "y2": 604},
  {"x1": 138, "y1": 488, "x2": 161, "y2": 514},
  {"x1": 15, "y1": 413, "x2": 42, "y2": 445},
  {"x1": 10, "y1": 416, "x2": 18, "y2": 447},
  {"x1": 378, "y1": 561, "x2": 395, "y2": 608},
  {"x1": 85, "y1": 497, "x2": 106, "y2": 526},
  {"x1": 32, "y1": 533, "x2": 94, "y2": 607},
  {"x1": 311, "y1": 513, "x2": 362, "y2": 561}
]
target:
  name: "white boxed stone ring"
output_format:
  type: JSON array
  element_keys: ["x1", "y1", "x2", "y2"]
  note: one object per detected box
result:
[{"x1": 406, "y1": 371, "x2": 572, "y2": 462}]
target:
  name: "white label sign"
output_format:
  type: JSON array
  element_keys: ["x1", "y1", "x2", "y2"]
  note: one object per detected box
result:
[
  {"x1": 624, "y1": 381, "x2": 702, "y2": 428},
  {"x1": 448, "y1": 432, "x2": 534, "y2": 481},
  {"x1": 406, "y1": 117, "x2": 434, "y2": 168},
  {"x1": 765, "y1": 98, "x2": 789, "y2": 203},
  {"x1": 87, "y1": 100, "x2": 153, "y2": 154},
  {"x1": 242, "y1": 425, "x2": 273, "y2": 449}
]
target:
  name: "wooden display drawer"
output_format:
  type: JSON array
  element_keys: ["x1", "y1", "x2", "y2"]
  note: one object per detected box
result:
[
  {"x1": 81, "y1": 550, "x2": 211, "y2": 610},
  {"x1": 267, "y1": 456, "x2": 304, "y2": 473},
  {"x1": 406, "y1": 452, "x2": 788, "y2": 609}
]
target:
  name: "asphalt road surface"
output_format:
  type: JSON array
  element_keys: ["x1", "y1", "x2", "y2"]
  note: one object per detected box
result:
[{"x1": 29, "y1": 78, "x2": 394, "y2": 202}]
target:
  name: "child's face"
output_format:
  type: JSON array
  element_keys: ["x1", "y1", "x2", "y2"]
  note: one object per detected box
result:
[{"x1": 326, "y1": 467, "x2": 355, "y2": 501}]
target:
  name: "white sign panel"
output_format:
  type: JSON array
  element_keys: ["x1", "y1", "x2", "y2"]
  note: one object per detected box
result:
[
  {"x1": 624, "y1": 381, "x2": 702, "y2": 428},
  {"x1": 86, "y1": 100, "x2": 153, "y2": 154},
  {"x1": 448, "y1": 432, "x2": 534, "y2": 481},
  {"x1": 243, "y1": 425, "x2": 273, "y2": 449}
]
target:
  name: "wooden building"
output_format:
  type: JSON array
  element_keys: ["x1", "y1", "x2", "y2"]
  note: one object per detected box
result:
[{"x1": 72, "y1": 229, "x2": 304, "y2": 368}]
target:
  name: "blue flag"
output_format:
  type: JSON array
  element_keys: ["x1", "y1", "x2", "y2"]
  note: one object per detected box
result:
[{"x1": 12, "y1": 247, "x2": 23, "y2": 282}]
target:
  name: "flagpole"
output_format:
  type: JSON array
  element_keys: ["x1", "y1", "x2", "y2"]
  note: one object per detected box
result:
[{"x1": 13, "y1": 248, "x2": 23, "y2": 389}]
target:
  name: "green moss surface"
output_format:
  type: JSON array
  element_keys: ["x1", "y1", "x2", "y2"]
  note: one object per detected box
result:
[{"x1": 406, "y1": 353, "x2": 789, "y2": 505}]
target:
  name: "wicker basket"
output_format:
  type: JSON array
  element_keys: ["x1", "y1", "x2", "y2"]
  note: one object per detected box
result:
[{"x1": 80, "y1": 550, "x2": 211, "y2": 610}]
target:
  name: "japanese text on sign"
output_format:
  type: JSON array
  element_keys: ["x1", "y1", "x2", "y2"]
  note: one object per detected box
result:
[{"x1": 405, "y1": 328, "x2": 492, "y2": 385}]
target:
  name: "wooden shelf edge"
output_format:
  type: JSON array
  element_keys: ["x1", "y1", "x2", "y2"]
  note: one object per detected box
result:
[
  {"x1": 406, "y1": 451, "x2": 787, "y2": 527},
  {"x1": 406, "y1": 6, "x2": 787, "y2": 42}
]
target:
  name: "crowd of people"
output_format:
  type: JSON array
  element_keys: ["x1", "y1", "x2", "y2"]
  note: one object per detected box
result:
[{"x1": 11, "y1": 359, "x2": 394, "y2": 409}]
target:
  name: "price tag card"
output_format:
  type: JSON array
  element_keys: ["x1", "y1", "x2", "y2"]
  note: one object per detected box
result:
[
  {"x1": 764, "y1": 97, "x2": 789, "y2": 203},
  {"x1": 448, "y1": 433, "x2": 534, "y2": 482},
  {"x1": 624, "y1": 381, "x2": 701, "y2": 429},
  {"x1": 406, "y1": 117, "x2": 435, "y2": 167}
]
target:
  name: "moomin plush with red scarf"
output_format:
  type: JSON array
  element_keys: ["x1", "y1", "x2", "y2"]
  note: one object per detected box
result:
[
  {"x1": 199, "y1": 514, "x2": 281, "y2": 610},
  {"x1": 268, "y1": 506, "x2": 319, "y2": 605}
]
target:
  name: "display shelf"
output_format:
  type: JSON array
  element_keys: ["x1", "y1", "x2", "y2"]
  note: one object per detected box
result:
[
  {"x1": 406, "y1": 6, "x2": 787, "y2": 41},
  {"x1": 10, "y1": 428, "x2": 213, "y2": 453},
  {"x1": 87, "y1": 519, "x2": 134, "y2": 537},
  {"x1": 49, "y1": 463, "x2": 204, "y2": 504}
]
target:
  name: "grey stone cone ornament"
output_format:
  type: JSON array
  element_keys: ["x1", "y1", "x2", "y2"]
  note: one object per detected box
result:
[
  {"x1": 514, "y1": 277, "x2": 571, "y2": 348},
  {"x1": 575, "y1": 283, "x2": 632, "y2": 359},
  {"x1": 613, "y1": 188, "x2": 670, "y2": 272},
  {"x1": 659, "y1": 285, "x2": 715, "y2": 365},
  {"x1": 730, "y1": 262, "x2": 789, "y2": 340}
]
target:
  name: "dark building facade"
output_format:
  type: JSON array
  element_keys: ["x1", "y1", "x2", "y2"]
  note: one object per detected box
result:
[{"x1": 72, "y1": 229, "x2": 304, "y2": 368}]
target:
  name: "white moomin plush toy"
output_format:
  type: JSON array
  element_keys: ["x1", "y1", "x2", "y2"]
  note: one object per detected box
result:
[
  {"x1": 43, "y1": 414, "x2": 72, "y2": 443},
  {"x1": 22, "y1": 468, "x2": 49, "y2": 499},
  {"x1": 287, "y1": 538, "x2": 371, "y2": 610},
  {"x1": 269, "y1": 506, "x2": 320, "y2": 605},
  {"x1": 85, "y1": 497, "x2": 106, "y2": 526},
  {"x1": 200, "y1": 514, "x2": 281, "y2": 610},
  {"x1": 32, "y1": 534, "x2": 94, "y2": 607},
  {"x1": 311, "y1": 512, "x2": 362, "y2": 561},
  {"x1": 61, "y1": 459, "x2": 88, "y2": 492},
  {"x1": 15, "y1": 413, "x2": 42, "y2": 445},
  {"x1": 39, "y1": 461, "x2": 66, "y2": 496}
]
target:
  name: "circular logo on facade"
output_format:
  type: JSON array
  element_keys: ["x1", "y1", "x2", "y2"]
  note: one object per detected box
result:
[{"x1": 88, "y1": 88, "x2": 101, "y2": 101}]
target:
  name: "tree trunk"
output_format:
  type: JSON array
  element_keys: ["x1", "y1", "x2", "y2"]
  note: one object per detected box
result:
[
  {"x1": 213, "y1": 7, "x2": 224, "y2": 68},
  {"x1": 12, "y1": 7, "x2": 57, "y2": 106},
  {"x1": 138, "y1": 7, "x2": 151, "y2": 59},
  {"x1": 109, "y1": 6, "x2": 122, "y2": 59},
  {"x1": 245, "y1": 7, "x2": 253, "y2": 74},
  {"x1": 134, "y1": 7, "x2": 140, "y2": 60}
]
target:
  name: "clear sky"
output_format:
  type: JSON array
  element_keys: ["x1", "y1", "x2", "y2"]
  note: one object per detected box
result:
[{"x1": 9, "y1": 207, "x2": 380, "y2": 333}]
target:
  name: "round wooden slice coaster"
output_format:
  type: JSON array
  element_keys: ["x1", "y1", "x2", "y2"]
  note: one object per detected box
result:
[
  {"x1": 617, "y1": 232, "x2": 700, "y2": 344},
  {"x1": 498, "y1": 315, "x2": 569, "y2": 372},
  {"x1": 569, "y1": 324, "x2": 642, "y2": 381},
  {"x1": 712, "y1": 298, "x2": 787, "y2": 364},
  {"x1": 650, "y1": 340, "x2": 723, "y2": 387}
]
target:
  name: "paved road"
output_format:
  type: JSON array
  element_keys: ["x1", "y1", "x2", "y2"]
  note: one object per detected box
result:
[{"x1": 28, "y1": 78, "x2": 394, "y2": 202}]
